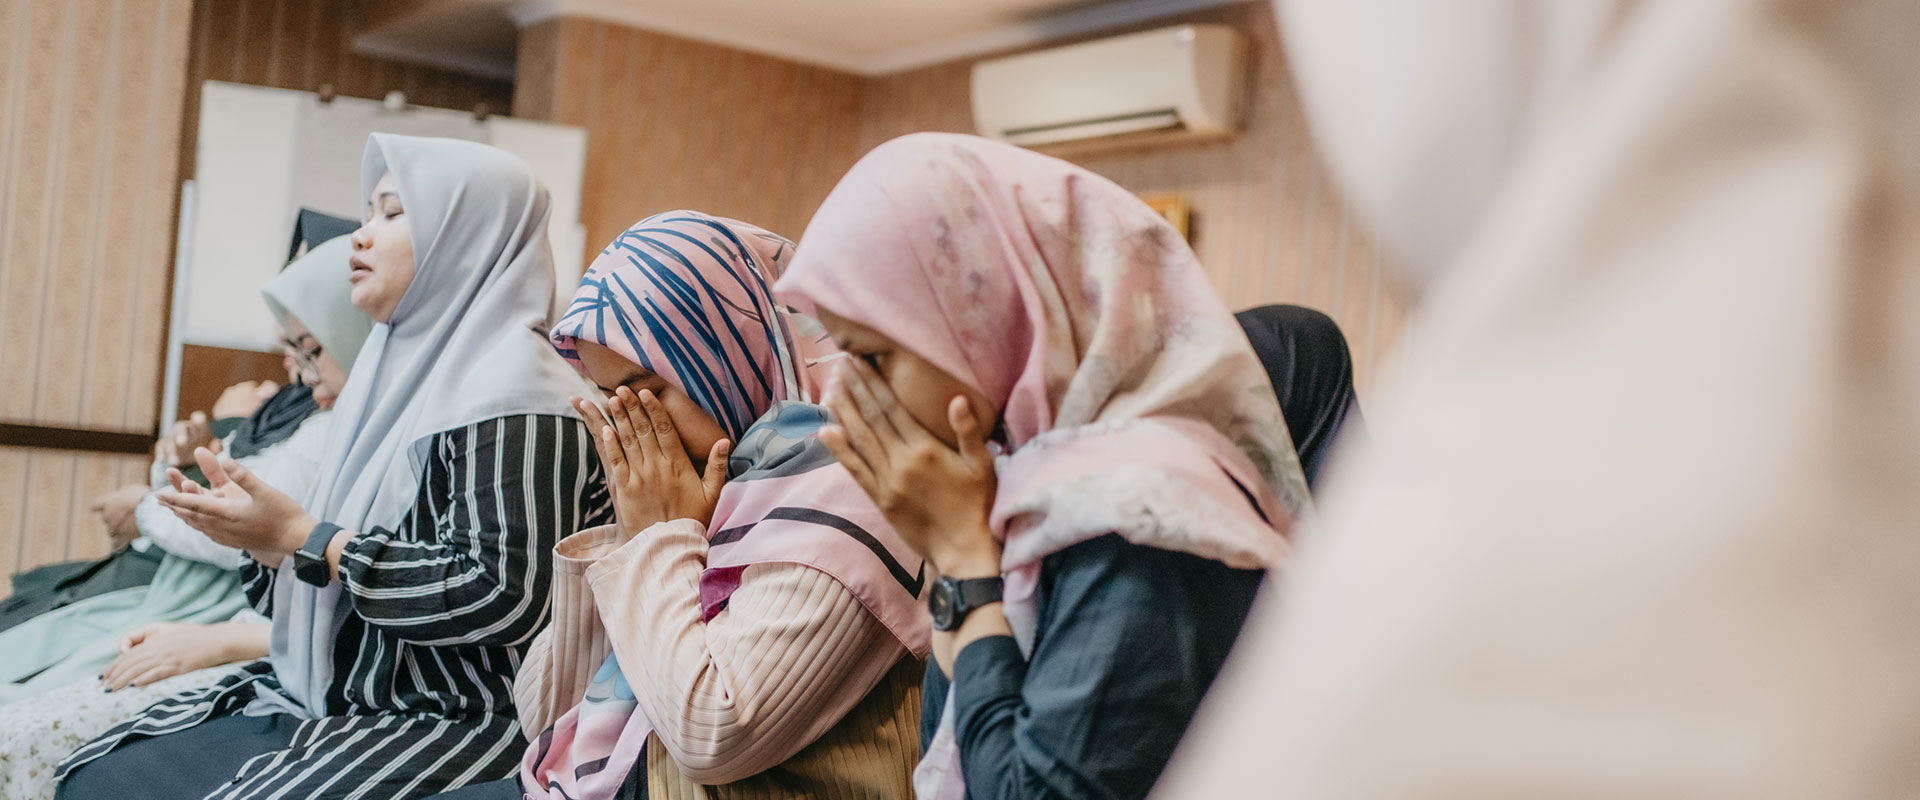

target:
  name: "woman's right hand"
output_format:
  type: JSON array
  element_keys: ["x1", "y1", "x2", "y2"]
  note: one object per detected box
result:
[
  {"x1": 102, "y1": 621, "x2": 267, "y2": 691},
  {"x1": 212, "y1": 380, "x2": 275, "y2": 419},
  {"x1": 90, "y1": 483, "x2": 149, "y2": 550},
  {"x1": 574, "y1": 392, "x2": 730, "y2": 538},
  {"x1": 155, "y1": 411, "x2": 220, "y2": 468}
]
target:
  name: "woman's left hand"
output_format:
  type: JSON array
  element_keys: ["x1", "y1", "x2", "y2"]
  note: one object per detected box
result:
[
  {"x1": 103, "y1": 621, "x2": 261, "y2": 691},
  {"x1": 156, "y1": 447, "x2": 315, "y2": 557},
  {"x1": 576, "y1": 388, "x2": 730, "y2": 535},
  {"x1": 821, "y1": 358, "x2": 1000, "y2": 577}
]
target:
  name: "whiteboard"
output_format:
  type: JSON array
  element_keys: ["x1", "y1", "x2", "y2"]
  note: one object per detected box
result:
[{"x1": 181, "y1": 81, "x2": 589, "y2": 352}]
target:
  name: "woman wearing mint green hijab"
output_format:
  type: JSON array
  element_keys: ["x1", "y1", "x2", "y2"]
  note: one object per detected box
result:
[{"x1": 0, "y1": 234, "x2": 372, "y2": 800}]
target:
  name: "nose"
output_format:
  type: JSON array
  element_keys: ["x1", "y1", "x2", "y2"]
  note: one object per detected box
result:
[{"x1": 351, "y1": 221, "x2": 373, "y2": 250}]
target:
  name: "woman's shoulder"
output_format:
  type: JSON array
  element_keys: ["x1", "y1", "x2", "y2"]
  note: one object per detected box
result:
[{"x1": 1039, "y1": 534, "x2": 1265, "y2": 602}]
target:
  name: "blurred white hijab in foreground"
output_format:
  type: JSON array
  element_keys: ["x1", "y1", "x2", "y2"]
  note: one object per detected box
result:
[{"x1": 1159, "y1": 0, "x2": 1920, "y2": 797}]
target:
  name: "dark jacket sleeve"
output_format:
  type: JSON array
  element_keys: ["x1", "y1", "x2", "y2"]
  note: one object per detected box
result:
[
  {"x1": 335, "y1": 414, "x2": 611, "y2": 647},
  {"x1": 949, "y1": 533, "x2": 1265, "y2": 800}
]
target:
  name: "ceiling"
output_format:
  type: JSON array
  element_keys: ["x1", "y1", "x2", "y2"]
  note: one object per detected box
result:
[{"x1": 353, "y1": 0, "x2": 1251, "y2": 80}]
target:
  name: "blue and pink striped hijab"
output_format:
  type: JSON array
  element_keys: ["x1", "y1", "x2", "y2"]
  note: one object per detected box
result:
[{"x1": 552, "y1": 211, "x2": 810, "y2": 437}]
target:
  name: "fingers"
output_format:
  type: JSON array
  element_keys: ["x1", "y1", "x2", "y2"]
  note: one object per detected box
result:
[
  {"x1": 166, "y1": 468, "x2": 204, "y2": 495},
  {"x1": 820, "y1": 425, "x2": 881, "y2": 500},
  {"x1": 701, "y1": 440, "x2": 732, "y2": 500},
  {"x1": 121, "y1": 662, "x2": 177, "y2": 690},
  {"x1": 573, "y1": 398, "x2": 623, "y2": 477},
  {"x1": 221, "y1": 457, "x2": 262, "y2": 494},
  {"x1": 102, "y1": 650, "x2": 146, "y2": 691},
  {"x1": 824, "y1": 370, "x2": 890, "y2": 474},
  {"x1": 157, "y1": 492, "x2": 228, "y2": 523},
  {"x1": 837, "y1": 361, "x2": 901, "y2": 443},
  {"x1": 608, "y1": 387, "x2": 657, "y2": 467},
  {"x1": 574, "y1": 396, "x2": 611, "y2": 434},
  {"x1": 949, "y1": 396, "x2": 992, "y2": 468},
  {"x1": 850, "y1": 356, "x2": 933, "y2": 443},
  {"x1": 635, "y1": 390, "x2": 688, "y2": 464},
  {"x1": 193, "y1": 447, "x2": 231, "y2": 489}
]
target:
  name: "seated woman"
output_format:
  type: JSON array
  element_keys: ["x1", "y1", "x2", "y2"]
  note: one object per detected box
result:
[
  {"x1": 0, "y1": 235, "x2": 372, "y2": 709},
  {"x1": 0, "y1": 275, "x2": 357, "y2": 631},
  {"x1": 53, "y1": 134, "x2": 610, "y2": 800},
  {"x1": 435, "y1": 211, "x2": 929, "y2": 800},
  {"x1": 1234, "y1": 304, "x2": 1366, "y2": 491},
  {"x1": 0, "y1": 234, "x2": 371, "y2": 799},
  {"x1": 774, "y1": 132, "x2": 1310, "y2": 800}
]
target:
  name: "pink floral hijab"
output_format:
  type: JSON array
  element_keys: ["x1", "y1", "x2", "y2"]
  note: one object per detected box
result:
[{"x1": 773, "y1": 132, "x2": 1309, "y2": 799}]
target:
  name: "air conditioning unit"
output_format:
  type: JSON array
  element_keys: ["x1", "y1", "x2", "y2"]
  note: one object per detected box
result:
[{"x1": 972, "y1": 24, "x2": 1248, "y2": 148}]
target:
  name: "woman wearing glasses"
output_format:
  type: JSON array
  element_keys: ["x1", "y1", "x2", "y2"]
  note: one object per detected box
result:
[{"x1": 0, "y1": 235, "x2": 372, "y2": 800}]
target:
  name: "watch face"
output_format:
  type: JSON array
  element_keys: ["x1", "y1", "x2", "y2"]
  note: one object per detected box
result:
[
  {"x1": 294, "y1": 551, "x2": 330, "y2": 586},
  {"x1": 928, "y1": 578, "x2": 957, "y2": 630}
]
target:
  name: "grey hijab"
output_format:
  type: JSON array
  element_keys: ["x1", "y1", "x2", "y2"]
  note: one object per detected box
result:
[{"x1": 251, "y1": 133, "x2": 589, "y2": 718}]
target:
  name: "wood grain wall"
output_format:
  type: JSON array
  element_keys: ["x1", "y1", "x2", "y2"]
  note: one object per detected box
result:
[
  {"x1": 0, "y1": 0, "x2": 194, "y2": 591},
  {"x1": 0, "y1": 0, "x2": 514, "y2": 588},
  {"x1": 180, "y1": 0, "x2": 516, "y2": 203},
  {"x1": 515, "y1": 17, "x2": 868, "y2": 272},
  {"x1": 859, "y1": 1, "x2": 1411, "y2": 396}
]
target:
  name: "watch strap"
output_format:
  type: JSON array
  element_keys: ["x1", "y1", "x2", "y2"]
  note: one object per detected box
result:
[
  {"x1": 294, "y1": 521, "x2": 342, "y2": 586},
  {"x1": 953, "y1": 576, "x2": 1004, "y2": 610},
  {"x1": 299, "y1": 521, "x2": 343, "y2": 558}
]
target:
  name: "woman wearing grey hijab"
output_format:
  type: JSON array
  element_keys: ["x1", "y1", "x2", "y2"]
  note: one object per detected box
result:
[{"x1": 55, "y1": 134, "x2": 613, "y2": 800}]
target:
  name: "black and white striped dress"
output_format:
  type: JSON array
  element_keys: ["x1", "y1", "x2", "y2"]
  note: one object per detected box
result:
[{"x1": 56, "y1": 414, "x2": 611, "y2": 800}]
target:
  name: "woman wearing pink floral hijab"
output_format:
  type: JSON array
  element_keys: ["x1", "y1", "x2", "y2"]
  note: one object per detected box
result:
[{"x1": 775, "y1": 132, "x2": 1309, "y2": 800}]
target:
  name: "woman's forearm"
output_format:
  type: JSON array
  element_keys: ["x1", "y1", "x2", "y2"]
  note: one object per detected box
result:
[
  {"x1": 588, "y1": 523, "x2": 904, "y2": 783},
  {"x1": 215, "y1": 620, "x2": 271, "y2": 664}
]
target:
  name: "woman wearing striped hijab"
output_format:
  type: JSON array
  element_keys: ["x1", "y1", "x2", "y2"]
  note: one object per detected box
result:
[{"x1": 432, "y1": 211, "x2": 928, "y2": 800}]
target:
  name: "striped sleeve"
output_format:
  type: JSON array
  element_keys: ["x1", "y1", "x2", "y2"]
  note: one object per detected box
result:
[
  {"x1": 338, "y1": 413, "x2": 610, "y2": 647},
  {"x1": 586, "y1": 520, "x2": 906, "y2": 784},
  {"x1": 241, "y1": 558, "x2": 276, "y2": 617}
]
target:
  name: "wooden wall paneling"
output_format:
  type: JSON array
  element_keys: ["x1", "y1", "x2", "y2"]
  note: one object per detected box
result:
[
  {"x1": 518, "y1": 18, "x2": 869, "y2": 261},
  {"x1": 38, "y1": 1, "x2": 108, "y2": 431},
  {"x1": 756, "y1": 61, "x2": 804, "y2": 240},
  {"x1": 0, "y1": 0, "x2": 64, "y2": 426},
  {"x1": 694, "y1": 48, "x2": 742, "y2": 224},
  {"x1": 22, "y1": 450, "x2": 74, "y2": 584},
  {"x1": 723, "y1": 49, "x2": 768, "y2": 228},
  {"x1": 79, "y1": 0, "x2": 140, "y2": 434},
  {"x1": 0, "y1": 449, "x2": 24, "y2": 591},
  {"x1": 176, "y1": 344, "x2": 294, "y2": 426},
  {"x1": 126, "y1": 0, "x2": 194, "y2": 434},
  {"x1": 509, "y1": 21, "x2": 555, "y2": 120},
  {"x1": 0, "y1": 448, "x2": 150, "y2": 594},
  {"x1": 0, "y1": 0, "x2": 193, "y2": 578}
]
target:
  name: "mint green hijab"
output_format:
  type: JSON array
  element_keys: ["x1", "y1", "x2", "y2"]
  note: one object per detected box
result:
[{"x1": 261, "y1": 235, "x2": 373, "y2": 373}]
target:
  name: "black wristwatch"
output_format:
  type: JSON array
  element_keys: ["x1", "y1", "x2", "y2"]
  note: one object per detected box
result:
[
  {"x1": 293, "y1": 522, "x2": 342, "y2": 587},
  {"x1": 928, "y1": 575, "x2": 1003, "y2": 632}
]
